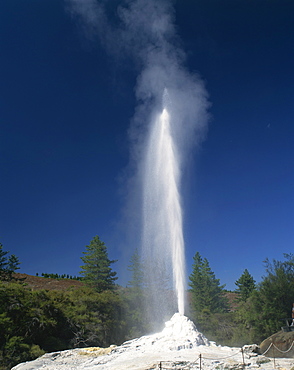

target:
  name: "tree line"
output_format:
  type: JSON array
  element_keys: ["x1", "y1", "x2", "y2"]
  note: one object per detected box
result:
[
  {"x1": 36, "y1": 273, "x2": 81, "y2": 280},
  {"x1": 0, "y1": 237, "x2": 294, "y2": 369}
]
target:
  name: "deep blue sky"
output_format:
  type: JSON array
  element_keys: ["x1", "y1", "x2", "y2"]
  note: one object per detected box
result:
[{"x1": 1, "y1": 0, "x2": 293, "y2": 290}]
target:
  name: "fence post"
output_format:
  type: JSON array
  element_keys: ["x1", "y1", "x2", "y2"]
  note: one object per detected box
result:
[
  {"x1": 159, "y1": 361, "x2": 162, "y2": 370},
  {"x1": 241, "y1": 347, "x2": 245, "y2": 368},
  {"x1": 199, "y1": 354, "x2": 202, "y2": 370}
]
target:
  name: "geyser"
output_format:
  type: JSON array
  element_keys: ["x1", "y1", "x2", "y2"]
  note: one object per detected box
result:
[
  {"x1": 142, "y1": 92, "x2": 186, "y2": 316},
  {"x1": 66, "y1": 0, "x2": 210, "y2": 327}
]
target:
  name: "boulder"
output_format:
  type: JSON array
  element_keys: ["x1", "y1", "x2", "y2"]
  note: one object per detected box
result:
[{"x1": 260, "y1": 331, "x2": 294, "y2": 358}]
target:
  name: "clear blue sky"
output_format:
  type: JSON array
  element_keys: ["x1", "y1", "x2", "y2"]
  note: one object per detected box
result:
[{"x1": 1, "y1": 0, "x2": 293, "y2": 291}]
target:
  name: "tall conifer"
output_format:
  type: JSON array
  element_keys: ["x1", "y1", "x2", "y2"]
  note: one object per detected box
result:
[
  {"x1": 235, "y1": 269, "x2": 256, "y2": 301},
  {"x1": 189, "y1": 252, "x2": 228, "y2": 314},
  {"x1": 80, "y1": 236, "x2": 117, "y2": 292}
]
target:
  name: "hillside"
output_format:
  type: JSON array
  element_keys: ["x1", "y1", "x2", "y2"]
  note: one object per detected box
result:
[
  {"x1": 225, "y1": 291, "x2": 239, "y2": 311},
  {"x1": 14, "y1": 273, "x2": 84, "y2": 291},
  {"x1": 12, "y1": 274, "x2": 238, "y2": 311}
]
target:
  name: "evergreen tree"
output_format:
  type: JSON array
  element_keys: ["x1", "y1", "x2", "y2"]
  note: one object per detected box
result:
[
  {"x1": 80, "y1": 236, "x2": 118, "y2": 293},
  {"x1": 5, "y1": 254, "x2": 20, "y2": 281},
  {"x1": 127, "y1": 249, "x2": 144, "y2": 289},
  {"x1": 0, "y1": 243, "x2": 8, "y2": 271},
  {"x1": 235, "y1": 269, "x2": 256, "y2": 301},
  {"x1": 189, "y1": 252, "x2": 228, "y2": 314},
  {"x1": 124, "y1": 249, "x2": 147, "y2": 338},
  {"x1": 7, "y1": 254, "x2": 20, "y2": 273},
  {"x1": 0, "y1": 244, "x2": 21, "y2": 281}
]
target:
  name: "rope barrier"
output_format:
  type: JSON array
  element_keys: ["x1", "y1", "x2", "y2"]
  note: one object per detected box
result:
[
  {"x1": 158, "y1": 355, "x2": 201, "y2": 370},
  {"x1": 158, "y1": 360, "x2": 193, "y2": 369},
  {"x1": 157, "y1": 340, "x2": 294, "y2": 370},
  {"x1": 157, "y1": 350, "x2": 243, "y2": 370},
  {"x1": 272, "y1": 340, "x2": 294, "y2": 354},
  {"x1": 260, "y1": 342, "x2": 273, "y2": 356},
  {"x1": 201, "y1": 349, "x2": 242, "y2": 360},
  {"x1": 260, "y1": 340, "x2": 294, "y2": 356}
]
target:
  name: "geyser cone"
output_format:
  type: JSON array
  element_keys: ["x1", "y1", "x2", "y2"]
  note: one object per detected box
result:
[{"x1": 115, "y1": 313, "x2": 210, "y2": 355}]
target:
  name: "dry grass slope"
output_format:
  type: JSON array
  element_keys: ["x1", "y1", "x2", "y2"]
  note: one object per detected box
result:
[{"x1": 14, "y1": 273, "x2": 84, "y2": 291}]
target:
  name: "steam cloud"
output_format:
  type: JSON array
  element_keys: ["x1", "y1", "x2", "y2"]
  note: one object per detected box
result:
[{"x1": 65, "y1": 0, "x2": 209, "y2": 148}]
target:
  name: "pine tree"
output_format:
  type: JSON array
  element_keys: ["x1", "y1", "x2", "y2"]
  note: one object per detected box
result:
[
  {"x1": 6, "y1": 254, "x2": 20, "y2": 280},
  {"x1": 235, "y1": 269, "x2": 256, "y2": 301},
  {"x1": 189, "y1": 252, "x2": 228, "y2": 314},
  {"x1": 127, "y1": 249, "x2": 144, "y2": 290},
  {"x1": 7, "y1": 254, "x2": 20, "y2": 272},
  {"x1": 0, "y1": 243, "x2": 11, "y2": 280},
  {"x1": 188, "y1": 252, "x2": 203, "y2": 312},
  {"x1": 80, "y1": 236, "x2": 118, "y2": 293},
  {"x1": 0, "y1": 243, "x2": 8, "y2": 271}
]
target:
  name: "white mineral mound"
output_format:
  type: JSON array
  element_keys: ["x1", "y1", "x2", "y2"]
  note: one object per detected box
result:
[
  {"x1": 12, "y1": 313, "x2": 210, "y2": 370},
  {"x1": 115, "y1": 312, "x2": 210, "y2": 353},
  {"x1": 12, "y1": 313, "x2": 289, "y2": 370}
]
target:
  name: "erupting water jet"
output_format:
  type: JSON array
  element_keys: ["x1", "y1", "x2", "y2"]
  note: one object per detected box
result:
[{"x1": 142, "y1": 89, "x2": 186, "y2": 318}]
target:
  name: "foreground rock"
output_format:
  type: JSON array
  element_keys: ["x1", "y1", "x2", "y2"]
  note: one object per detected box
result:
[
  {"x1": 12, "y1": 314, "x2": 294, "y2": 370},
  {"x1": 260, "y1": 330, "x2": 294, "y2": 358}
]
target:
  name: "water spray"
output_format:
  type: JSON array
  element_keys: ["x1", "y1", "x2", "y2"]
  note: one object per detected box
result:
[{"x1": 142, "y1": 89, "x2": 186, "y2": 317}]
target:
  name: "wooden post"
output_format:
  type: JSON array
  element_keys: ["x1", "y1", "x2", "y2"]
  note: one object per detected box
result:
[
  {"x1": 199, "y1": 354, "x2": 202, "y2": 370},
  {"x1": 241, "y1": 347, "x2": 245, "y2": 368}
]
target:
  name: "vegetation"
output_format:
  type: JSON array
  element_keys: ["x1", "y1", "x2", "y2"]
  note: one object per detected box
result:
[
  {"x1": 234, "y1": 254, "x2": 294, "y2": 344},
  {"x1": 186, "y1": 254, "x2": 294, "y2": 347},
  {"x1": 2, "y1": 238, "x2": 294, "y2": 369},
  {"x1": 0, "y1": 282, "x2": 125, "y2": 369},
  {"x1": 0, "y1": 238, "x2": 124, "y2": 369}
]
